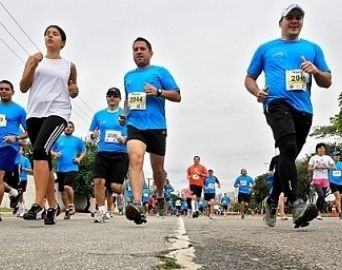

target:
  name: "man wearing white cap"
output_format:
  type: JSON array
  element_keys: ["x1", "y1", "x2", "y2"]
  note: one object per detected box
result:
[{"x1": 244, "y1": 4, "x2": 332, "y2": 228}]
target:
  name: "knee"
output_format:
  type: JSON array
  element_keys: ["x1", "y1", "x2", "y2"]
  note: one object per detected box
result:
[
  {"x1": 129, "y1": 152, "x2": 143, "y2": 168},
  {"x1": 110, "y1": 183, "x2": 123, "y2": 194}
]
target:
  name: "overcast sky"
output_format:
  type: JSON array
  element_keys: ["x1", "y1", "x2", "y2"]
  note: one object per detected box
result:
[{"x1": 1, "y1": 0, "x2": 341, "y2": 192}]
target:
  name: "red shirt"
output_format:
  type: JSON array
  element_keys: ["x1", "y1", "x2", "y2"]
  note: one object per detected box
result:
[{"x1": 187, "y1": 164, "x2": 207, "y2": 187}]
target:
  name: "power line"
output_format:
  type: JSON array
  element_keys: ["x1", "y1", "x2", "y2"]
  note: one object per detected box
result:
[
  {"x1": 0, "y1": 20, "x2": 30, "y2": 55},
  {"x1": 78, "y1": 96, "x2": 95, "y2": 115},
  {"x1": 0, "y1": 0, "x2": 40, "y2": 51},
  {"x1": 0, "y1": 36, "x2": 25, "y2": 63}
]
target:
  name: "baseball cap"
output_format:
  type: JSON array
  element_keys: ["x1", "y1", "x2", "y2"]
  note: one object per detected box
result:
[
  {"x1": 106, "y1": 87, "x2": 121, "y2": 98},
  {"x1": 281, "y1": 4, "x2": 305, "y2": 18}
]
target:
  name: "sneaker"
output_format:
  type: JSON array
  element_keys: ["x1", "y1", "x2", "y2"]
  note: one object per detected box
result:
[
  {"x1": 192, "y1": 211, "x2": 199, "y2": 218},
  {"x1": 157, "y1": 197, "x2": 167, "y2": 217},
  {"x1": 9, "y1": 189, "x2": 23, "y2": 209},
  {"x1": 263, "y1": 196, "x2": 278, "y2": 227},
  {"x1": 0, "y1": 213, "x2": 2, "y2": 222},
  {"x1": 125, "y1": 202, "x2": 147, "y2": 225},
  {"x1": 241, "y1": 214, "x2": 245, "y2": 219},
  {"x1": 44, "y1": 206, "x2": 59, "y2": 225},
  {"x1": 17, "y1": 203, "x2": 25, "y2": 218},
  {"x1": 23, "y1": 204, "x2": 46, "y2": 220},
  {"x1": 68, "y1": 204, "x2": 76, "y2": 215},
  {"x1": 12, "y1": 204, "x2": 20, "y2": 215},
  {"x1": 316, "y1": 212, "x2": 323, "y2": 220},
  {"x1": 94, "y1": 210, "x2": 108, "y2": 223},
  {"x1": 292, "y1": 199, "x2": 318, "y2": 228},
  {"x1": 339, "y1": 213, "x2": 342, "y2": 220},
  {"x1": 64, "y1": 209, "x2": 70, "y2": 220}
]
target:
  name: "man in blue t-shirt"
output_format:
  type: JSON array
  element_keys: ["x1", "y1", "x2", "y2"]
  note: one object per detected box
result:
[
  {"x1": 0, "y1": 80, "x2": 27, "y2": 222},
  {"x1": 221, "y1": 193, "x2": 231, "y2": 216},
  {"x1": 203, "y1": 169, "x2": 220, "y2": 218},
  {"x1": 329, "y1": 151, "x2": 342, "y2": 220},
  {"x1": 89, "y1": 87, "x2": 128, "y2": 223},
  {"x1": 244, "y1": 4, "x2": 331, "y2": 228},
  {"x1": 51, "y1": 121, "x2": 86, "y2": 220},
  {"x1": 234, "y1": 169, "x2": 254, "y2": 219},
  {"x1": 124, "y1": 37, "x2": 181, "y2": 225}
]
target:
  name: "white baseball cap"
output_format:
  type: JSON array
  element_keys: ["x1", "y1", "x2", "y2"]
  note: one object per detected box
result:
[{"x1": 281, "y1": 4, "x2": 305, "y2": 18}]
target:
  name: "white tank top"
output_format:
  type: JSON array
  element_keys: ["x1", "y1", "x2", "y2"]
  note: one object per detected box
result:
[{"x1": 27, "y1": 57, "x2": 71, "y2": 120}]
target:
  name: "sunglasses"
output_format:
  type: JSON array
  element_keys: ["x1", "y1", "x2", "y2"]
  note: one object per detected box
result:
[{"x1": 106, "y1": 94, "x2": 120, "y2": 98}]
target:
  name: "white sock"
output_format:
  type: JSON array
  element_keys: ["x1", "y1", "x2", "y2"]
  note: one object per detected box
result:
[
  {"x1": 195, "y1": 201, "x2": 199, "y2": 212},
  {"x1": 9, "y1": 188, "x2": 18, "y2": 197},
  {"x1": 98, "y1": 206, "x2": 105, "y2": 212},
  {"x1": 191, "y1": 200, "x2": 196, "y2": 212}
]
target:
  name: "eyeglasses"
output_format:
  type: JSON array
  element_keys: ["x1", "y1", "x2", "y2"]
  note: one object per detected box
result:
[{"x1": 106, "y1": 94, "x2": 120, "y2": 98}]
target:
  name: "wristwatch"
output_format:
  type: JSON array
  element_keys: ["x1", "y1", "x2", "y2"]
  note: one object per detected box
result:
[{"x1": 157, "y1": 88, "x2": 162, "y2": 97}]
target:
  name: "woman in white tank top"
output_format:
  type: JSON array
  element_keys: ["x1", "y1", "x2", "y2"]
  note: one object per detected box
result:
[{"x1": 19, "y1": 25, "x2": 79, "y2": 225}]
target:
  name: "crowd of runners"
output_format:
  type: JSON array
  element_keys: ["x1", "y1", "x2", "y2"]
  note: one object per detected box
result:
[{"x1": 1, "y1": 4, "x2": 341, "y2": 230}]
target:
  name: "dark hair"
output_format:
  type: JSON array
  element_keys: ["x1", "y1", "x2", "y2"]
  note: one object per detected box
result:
[
  {"x1": 315, "y1": 143, "x2": 327, "y2": 153},
  {"x1": 133, "y1": 37, "x2": 152, "y2": 51},
  {"x1": 193, "y1": 155, "x2": 200, "y2": 160},
  {"x1": 67, "y1": 121, "x2": 75, "y2": 128},
  {"x1": 0, "y1": 79, "x2": 14, "y2": 91},
  {"x1": 44, "y1": 25, "x2": 66, "y2": 43}
]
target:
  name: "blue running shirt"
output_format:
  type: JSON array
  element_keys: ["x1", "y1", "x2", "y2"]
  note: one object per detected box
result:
[
  {"x1": 329, "y1": 161, "x2": 342, "y2": 186},
  {"x1": 0, "y1": 102, "x2": 26, "y2": 151},
  {"x1": 234, "y1": 175, "x2": 255, "y2": 194},
  {"x1": 89, "y1": 108, "x2": 127, "y2": 153},
  {"x1": 124, "y1": 65, "x2": 180, "y2": 130},
  {"x1": 203, "y1": 175, "x2": 218, "y2": 194},
  {"x1": 52, "y1": 135, "x2": 86, "y2": 172},
  {"x1": 247, "y1": 38, "x2": 330, "y2": 114}
]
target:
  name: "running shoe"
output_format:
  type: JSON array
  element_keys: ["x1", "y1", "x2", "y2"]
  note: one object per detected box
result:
[
  {"x1": 68, "y1": 204, "x2": 76, "y2": 215},
  {"x1": 44, "y1": 205, "x2": 60, "y2": 225},
  {"x1": 9, "y1": 189, "x2": 23, "y2": 209},
  {"x1": 64, "y1": 209, "x2": 70, "y2": 220},
  {"x1": 94, "y1": 210, "x2": 108, "y2": 224},
  {"x1": 339, "y1": 212, "x2": 342, "y2": 220},
  {"x1": 23, "y1": 203, "x2": 46, "y2": 220},
  {"x1": 263, "y1": 196, "x2": 278, "y2": 227},
  {"x1": 0, "y1": 213, "x2": 2, "y2": 222},
  {"x1": 156, "y1": 197, "x2": 167, "y2": 217},
  {"x1": 292, "y1": 199, "x2": 318, "y2": 228},
  {"x1": 125, "y1": 202, "x2": 147, "y2": 225}
]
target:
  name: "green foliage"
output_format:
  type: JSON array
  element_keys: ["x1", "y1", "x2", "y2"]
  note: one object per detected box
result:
[
  {"x1": 310, "y1": 91, "x2": 342, "y2": 138},
  {"x1": 74, "y1": 141, "x2": 96, "y2": 200}
]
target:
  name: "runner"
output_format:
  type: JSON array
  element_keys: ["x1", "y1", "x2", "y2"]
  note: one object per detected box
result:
[
  {"x1": 221, "y1": 193, "x2": 231, "y2": 216},
  {"x1": 329, "y1": 151, "x2": 342, "y2": 220},
  {"x1": 187, "y1": 156, "x2": 207, "y2": 218},
  {"x1": 0, "y1": 80, "x2": 27, "y2": 222},
  {"x1": 89, "y1": 87, "x2": 128, "y2": 223},
  {"x1": 308, "y1": 143, "x2": 335, "y2": 220},
  {"x1": 245, "y1": 4, "x2": 331, "y2": 228},
  {"x1": 203, "y1": 169, "x2": 220, "y2": 219},
  {"x1": 124, "y1": 37, "x2": 181, "y2": 225},
  {"x1": 20, "y1": 25, "x2": 79, "y2": 225},
  {"x1": 234, "y1": 168, "x2": 255, "y2": 219},
  {"x1": 51, "y1": 121, "x2": 86, "y2": 220}
]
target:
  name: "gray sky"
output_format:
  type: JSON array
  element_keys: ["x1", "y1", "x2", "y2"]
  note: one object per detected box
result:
[{"x1": 1, "y1": 0, "x2": 341, "y2": 192}]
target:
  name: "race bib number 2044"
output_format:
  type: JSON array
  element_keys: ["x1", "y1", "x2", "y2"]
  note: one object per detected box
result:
[{"x1": 128, "y1": 92, "x2": 146, "y2": 110}]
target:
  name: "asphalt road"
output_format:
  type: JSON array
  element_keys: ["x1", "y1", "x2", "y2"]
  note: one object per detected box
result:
[{"x1": 0, "y1": 213, "x2": 341, "y2": 270}]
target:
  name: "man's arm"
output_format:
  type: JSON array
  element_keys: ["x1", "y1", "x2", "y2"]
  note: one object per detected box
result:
[{"x1": 244, "y1": 75, "x2": 268, "y2": 102}]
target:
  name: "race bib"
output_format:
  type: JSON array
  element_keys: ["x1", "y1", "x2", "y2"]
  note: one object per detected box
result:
[
  {"x1": 192, "y1": 173, "x2": 199, "y2": 180},
  {"x1": 104, "y1": 130, "x2": 121, "y2": 143},
  {"x1": 207, "y1": 183, "x2": 215, "y2": 189},
  {"x1": 333, "y1": 170, "x2": 342, "y2": 177},
  {"x1": 0, "y1": 114, "x2": 7, "y2": 127},
  {"x1": 128, "y1": 92, "x2": 146, "y2": 110},
  {"x1": 240, "y1": 180, "x2": 247, "y2": 186},
  {"x1": 285, "y1": 69, "x2": 307, "y2": 91}
]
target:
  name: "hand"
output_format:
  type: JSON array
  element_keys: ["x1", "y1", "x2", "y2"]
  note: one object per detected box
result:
[
  {"x1": 28, "y1": 52, "x2": 43, "y2": 68},
  {"x1": 73, "y1": 158, "x2": 81, "y2": 165},
  {"x1": 117, "y1": 136, "x2": 126, "y2": 144},
  {"x1": 256, "y1": 87, "x2": 268, "y2": 102},
  {"x1": 144, "y1": 83, "x2": 158, "y2": 96},
  {"x1": 68, "y1": 80, "x2": 79, "y2": 98},
  {"x1": 91, "y1": 130, "x2": 99, "y2": 140},
  {"x1": 2, "y1": 135, "x2": 17, "y2": 143},
  {"x1": 300, "y1": 56, "x2": 318, "y2": 75}
]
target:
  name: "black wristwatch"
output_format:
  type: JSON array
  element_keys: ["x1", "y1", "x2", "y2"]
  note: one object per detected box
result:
[{"x1": 157, "y1": 88, "x2": 162, "y2": 97}]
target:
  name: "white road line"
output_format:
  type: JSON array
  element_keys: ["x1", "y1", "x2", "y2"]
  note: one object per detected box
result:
[{"x1": 167, "y1": 217, "x2": 202, "y2": 270}]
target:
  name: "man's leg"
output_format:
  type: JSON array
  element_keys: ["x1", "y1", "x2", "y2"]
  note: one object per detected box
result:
[
  {"x1": 93, "y1": 178, "x2": 107, "y2": 223},
  {"x1": 0, "y1": 171, "x2": 5, "y2": 207}
]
